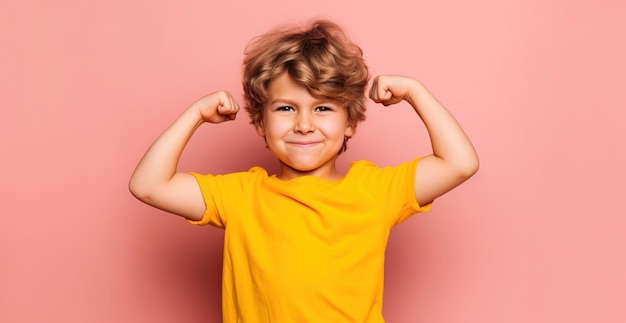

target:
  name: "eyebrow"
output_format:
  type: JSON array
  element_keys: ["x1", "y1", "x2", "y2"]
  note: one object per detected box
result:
[
  {"x1": 269, "y1": 98, "x2": 297, "y2": 106},
  {"x1": 269, "y1": 98, "x2": 338, "y2": 106}
]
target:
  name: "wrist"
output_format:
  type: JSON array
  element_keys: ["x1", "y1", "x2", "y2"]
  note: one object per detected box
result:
[
  {"x1": 405, "y1": 79, "x2": 425, "y2": 107},
  {"x1": 181, "y1": 104, "x2": 206, "y2": 130}
]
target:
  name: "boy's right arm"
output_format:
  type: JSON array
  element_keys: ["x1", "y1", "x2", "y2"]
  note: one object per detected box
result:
[{"x1": 128, "y1": 91, "x2": 240, "y2": 221}]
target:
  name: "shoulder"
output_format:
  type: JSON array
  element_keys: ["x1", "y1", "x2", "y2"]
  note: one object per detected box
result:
[
  {"x1": 345, "y1": 160, "x2": 381, "y2": 176},
  {"x1": 347, "y1": 158, "x2": 420, "y2": 178},
  {"x1": 343, "y1": 159, "x2": 422, "y2": 198},
  {"x1": 191, "y1": 166, "x2": 270, "y2": 187}
]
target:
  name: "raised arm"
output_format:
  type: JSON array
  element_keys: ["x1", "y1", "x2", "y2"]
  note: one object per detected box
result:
[
  {"x1": 128, "y1": 91, "x2": 240, "y2": 220},
  {"x1": 369, "y1": 75, "x2": 479, "y2": 206}
]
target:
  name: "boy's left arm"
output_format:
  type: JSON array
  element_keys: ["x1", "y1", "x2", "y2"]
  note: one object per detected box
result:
[{"x1": 369, "y1": 75, "x2": 479, "y2": 206}]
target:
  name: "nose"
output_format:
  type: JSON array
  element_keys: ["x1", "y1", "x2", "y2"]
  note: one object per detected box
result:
[{"x1": 294, "y1": 111, "x2": 315, "y2": 134}]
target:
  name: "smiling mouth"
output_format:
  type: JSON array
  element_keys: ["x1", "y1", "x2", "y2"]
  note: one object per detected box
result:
[{"x1": 287, "y1": 141, "x2": 320, "y2": 147}]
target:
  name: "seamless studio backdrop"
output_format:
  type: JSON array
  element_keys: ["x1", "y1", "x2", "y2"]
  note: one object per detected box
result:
[{"x1": 1, "y1": 0, "x2": 624, "y2": 322}]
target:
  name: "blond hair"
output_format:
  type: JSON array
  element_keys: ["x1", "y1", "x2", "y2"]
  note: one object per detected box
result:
[{"x1": 242, "y1": 19, "x2": 370, "y2": 130}]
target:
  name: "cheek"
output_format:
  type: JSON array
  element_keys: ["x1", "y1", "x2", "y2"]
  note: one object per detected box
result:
[
  {"x1": 263, "y1": 119, "x2": 291, "y2": 138},
  {"x1": 326, "y1": 117, "x2": 350, "y2": 134}
]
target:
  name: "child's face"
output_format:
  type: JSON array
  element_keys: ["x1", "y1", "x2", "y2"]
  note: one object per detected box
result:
[{"x1": 256, "y1": 73, "x2": 354, "y2": 180}]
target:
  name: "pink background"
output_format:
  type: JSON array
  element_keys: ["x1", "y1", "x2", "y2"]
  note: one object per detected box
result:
[{"x1": 1, "y1": 0, "x2": 624, "y2": 322}]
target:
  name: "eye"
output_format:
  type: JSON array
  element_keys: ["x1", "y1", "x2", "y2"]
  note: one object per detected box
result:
[
  {"x1": 276, "y1": 106, "x2": 294, "y2": 111},
  {"x1": 315, "y1": 106, "x2": 332, "y2": 112}
]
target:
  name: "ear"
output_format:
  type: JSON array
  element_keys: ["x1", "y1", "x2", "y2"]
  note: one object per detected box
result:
[
  {"x1": 255, "y1": 122, "x2": 265, "y2": 137},
  {"x1": 344, "y1": 123, "x2": 355, "y2": 138}
]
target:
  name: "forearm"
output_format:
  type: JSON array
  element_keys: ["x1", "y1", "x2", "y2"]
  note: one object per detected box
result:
[
  {"x1": 129, "y1": 106, "x2": 203, "y2": 200},
  {"x1": 407, "y1": 80, "x2": 479, "y2": 177}
]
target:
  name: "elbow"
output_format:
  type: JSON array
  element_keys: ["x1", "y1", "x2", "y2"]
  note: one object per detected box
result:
[
  {"x1": 447, "y1": 152, "x2": 479, "y2": 182},
  {"x1": 459, "y1": 155, "x2": 480, "y2": 180},
  {"x1": 128, "y1": 177, "x2": 152, "y2": 203},
  {"x1": 128, "y1": 181, "x2": 143, "y2": 201}
]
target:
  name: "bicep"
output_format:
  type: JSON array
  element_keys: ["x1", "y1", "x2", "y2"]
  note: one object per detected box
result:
[
  {"x1": 414, "y1": 155, "x2": 472, "y2": 206},
  {"x1": 138, "y1": 172, "x2": 206, "y2": 221}
]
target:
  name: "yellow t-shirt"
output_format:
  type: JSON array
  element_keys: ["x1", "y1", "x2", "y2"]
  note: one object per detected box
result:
[{"x1": 190, "y1": 158, "x2": 431, "y2": 322}]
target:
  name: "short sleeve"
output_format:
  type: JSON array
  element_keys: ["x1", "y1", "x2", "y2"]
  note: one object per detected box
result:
[
  {"x1": 187, "y1": 172, "x2": 225, "y2": 228},
  {"x1": 355, "y1": 158, "x2": 433, "y2": 226},
  {"x1": 186, "y1": 169, "x2": 262, "y2": 228},
  {"x1": 393, "y1": 157, "x2": 433, "y2": 225}
]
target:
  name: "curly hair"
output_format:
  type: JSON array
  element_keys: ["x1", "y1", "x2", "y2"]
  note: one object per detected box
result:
[{"x1": 242, "y1": 19, "x2": 370, "y2": 130}]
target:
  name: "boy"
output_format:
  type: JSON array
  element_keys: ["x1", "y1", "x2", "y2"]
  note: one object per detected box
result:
[{"x1": 129, "y1": 19, "x2": 478, "y2": 322}]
